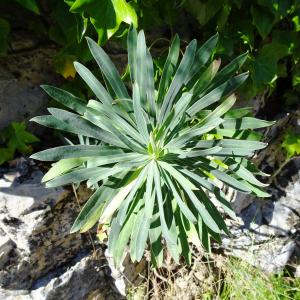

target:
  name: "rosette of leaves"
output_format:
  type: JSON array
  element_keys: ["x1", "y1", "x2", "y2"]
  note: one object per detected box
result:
[{"x1": 31, "y1": 26, "x2": 273, "y2": 266}]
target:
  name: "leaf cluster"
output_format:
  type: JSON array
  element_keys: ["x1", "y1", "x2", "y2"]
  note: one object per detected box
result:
[
  {"x1": 1, "y1": 0, "x2": 300, "y2": 100},
  {"x1": 31, "y1": 28, "x2": 273, "y2": 266},
  {"x1": 282, "y1": 129, "x2": 300, "y2": 158},
  {"x1": 0, "y1": 122, "x2": 39, "y2": 165}
]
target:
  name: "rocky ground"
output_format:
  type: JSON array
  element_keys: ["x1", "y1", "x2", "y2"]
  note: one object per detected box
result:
[
  {"x1": 0, "y1": 26, "x2": 299, "y2": 300},
  {"x1": 222, "y1": 112, "x2": 300, "y2": 275},
  {"x1": 0, "y1": 121, "x2": 299, "y2": 299},
  {"x1": 0, "y1": 158, "x2": 121, "y2": 299}
]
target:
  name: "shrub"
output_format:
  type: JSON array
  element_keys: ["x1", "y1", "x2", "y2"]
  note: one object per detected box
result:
[{"x1": 31, "y1": 27, "x2": 273, "y2": 266}]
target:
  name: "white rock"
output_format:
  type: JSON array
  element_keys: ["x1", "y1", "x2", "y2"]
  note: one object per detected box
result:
[{"x1": 0, "y1": 229, "x2": 14, "y2": 268}]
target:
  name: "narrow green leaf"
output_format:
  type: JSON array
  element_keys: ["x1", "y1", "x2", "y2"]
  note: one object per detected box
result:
[
  {"x1": 197, "y1": 188, "x2": 229, "y2": 234},
  {"x1": 214, "y1": 190, "x2": 236, "y2": 220},
  {"x1": 214, "y1": 148, "x2": 254, "y2": 157},
  {"x1": 158, "y1": 161, "x2": 198, "y2": 190},
  {"x1": 74, "y1": 61, "x2": 113, "y2": 105},
  {"x1": 145, "y1": 48, "x2": 157, "y2": 117},
  {"x1": 86, "y1": 37, "x2": 129, "y2": 99},
  {"x1": 183, "y1": 187, "x2": 221, "y2": 233},
  {"x1": 130, "y1": 208, "x2": 151, "y2": 262},
  {"x1": 136, "y1": 31, "x2": 149, "y2": 109},
  {"x1": 242, "y1": 181, "x2": 271, "y2": 197},
  {"x1": 225, "y1": 159, "x2": 268, "y2": 187},
  {"x1": 212, "y1": 52, "x2": 248, "y2": 87},
  {"x1": 174, "y1": 208, "x2": 191, "y2": 264},
  {"x1": 191, "y1": 59, "x2": 221, "y2": 97},
  {"x1": 86, "y1": 153, "x2": 143, "y2": 168},
  {"x1": 84, "y1": 110, "x2": 146, "y2": 153},
  {"x1": 186, "y1": 33, "x2": 219, "y2": 84},
  {"x1": 153, "y1": 163, "x2": 179, "y2": 262},
  {"x1": 176, "y1": 146, "x2": 222, "y2": 158},
  {"x1": 100, "y1": 178, "x2": 137, "y2": 225},
  {"x1": 108, "y1": 217, "x2": 121, "y2": 257},
  {"x1": 42, "y1": 158, "x2": 87, "y2": 182},
  {"x1": 87, "y1": 166, "x2": 125, "y2": 187},
  {"x1": 31, "y1": 145, "x2": 118, "y2": 161},
  {"x1": 127, "y1": 24, "x2": 137, "y2": 82},
  {"x1": 31, "y1": 115, "x2": 80, "y2": 135},
  {"x1": 222, "y1": 117, "x2": 275, "y2": 130},
  {"x1": 46, "y1": 108, "x2": 124, "y2": 147},
  {"x1": 201, "y1": 94, "x2": 236, "y2": 124},
  {"x1": 87, "y1": 99, "x2": 134, "y2": 126},
  {"x1": 70, "y1": 186, "x2": 115, "y2": 233},
  {"x1": 198, "y1": 218, "x2": 210, "y2": 252},
  {"x1": 144, "y1": 161, "x2": 155, "y2": 218},
  {"x1": 159, "y1": 39, "x2": 197, "y2": 124},
  {"x1": 157, "y1": 34, "x2": 180, "y2": 104},
  {"x1": 163, "y1": 172, "x2": 197, "y2": 223},
  {"x1": 41, "y1": 85, "x2": 86, "y2": 115},
  {"x1": 114, "y1": 202, "x2": 139, "y2": 266},
  {"x1": 87, "y1": 101, "x2": 145, "y2": 145},
  {"x1": 180, "y1": 168, "x2": 215, "y2": 192},
  {"x1": 46, "y1": 167, "x2": 102, "y2": 187},
  {"x1": 149, "y1": 215, "x2": 163, "y2": 267},
  {"x1": 224, "y1": 107, "x2": 252, "y2": 119},
  {"x1": 196, "y1": 139, "x2": 267, "y2": 151},
  {"x1": 160, "y1": 92, "x2": 193, "y2": 142},
  {"x1": 166, "y1": 118, "x2": 224, "y2": 149},
  {"x1": 210, "y1": 169, "x2": 251, "y2": 193},
  {"x1": 187, "y1": 73, "x2": 249, "y2": 117},
  {"x1": 117, "y1": 165, "x2": 149, "y2": 225},
  {"x1": 133, "y1": 83, "x2": 150, "y2": 142}
]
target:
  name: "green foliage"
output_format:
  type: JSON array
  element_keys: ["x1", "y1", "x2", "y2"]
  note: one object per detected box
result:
[
  {"x1": 220, "y1": 259, "x2": 300, "y2": 300},
  {"x1": 0, "y1": 122, "x2": 39, "y2": 165},
  {"x1": 1, "y1": 0, "x2": 299, "y2": 100},
  {"x1": 31, "y1": 29, "x2": 272, "y2": 266},
  {"x1": 282, "y1": 129, "x2": 300, "y2": 158},
  {"x1": 66, "y1": 0, "x2": 138, "y2": 45},
  {"x1": 14, "y1": 0, "x2": 40, "y2": 14},
  {"x1": 183, "y1": 0, "x2": 300, "y2": 98}
]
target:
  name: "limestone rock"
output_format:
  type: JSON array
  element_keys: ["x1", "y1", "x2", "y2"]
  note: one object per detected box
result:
[
  {"x1": 0, "y1": 161, "x2": 93, "y2": 290},
  {"x1": 0, "y1": 251, "x2": 122, "y2": 300},
  {"x1": 0, "y1": 44, "x2": 60, "y2": 130},
  {"x1": 0, "y1": 158, "x2": 144, "y2": 299},
  {"x1": 0, "y1": 228, "x2": 14, "y2": 268},
  {"x1": 223, "y1": 157, "x2": 300, "y2": 274}
]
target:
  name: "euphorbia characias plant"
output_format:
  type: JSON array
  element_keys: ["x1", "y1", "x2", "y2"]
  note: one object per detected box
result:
[{"x1": 31, "y1": 26, "x2": 273, "y2": 267}]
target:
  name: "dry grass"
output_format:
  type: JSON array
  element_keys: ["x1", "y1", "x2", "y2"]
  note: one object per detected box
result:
[
  {"x1": 126, "y1": 251, "x2": 300, "y2": 300},
  {"x1": 127, "y1": 250, "x2": 227, "y2": 300}
]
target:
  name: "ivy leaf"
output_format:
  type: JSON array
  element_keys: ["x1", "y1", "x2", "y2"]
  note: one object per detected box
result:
[
  {"x1": 1, "y1": 122, "x2": 39, "y2": 154},
  {"x1": 251, "y1": 5, "x2": 275, "y2": 38},
  {"x1": 184, "y1": 0, "x2": 223, "y2": 26},
  {"x1": 70, "y1": 0, "x2": 137, "y2": 45},
  {"x1": 50, "y1": 1, "x2": 78, "y2": 45},
  {"x1": 257, "y1": 0, "x2": 292, "y2": 19},
  {"x1": 292, "y1": 15, "x2": 300, "y2": 32},
  {"x1": 0, "y1": 122, "x2": 39, "y2": 165},
  {"x1": 252, "y1": 54, "x2": 277, "y2": 87},
  {"x1": 252, "y1": 35, "x2": 292, "y2": 88},
  {"x1": 282, "y1": 131, "x2": 300, "y2": 158},
  {"x1": 14, "y1": 0, "x2": 40, "y2": 14}
]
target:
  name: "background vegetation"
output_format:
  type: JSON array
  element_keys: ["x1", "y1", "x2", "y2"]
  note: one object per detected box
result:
[{"x1": 0, "y1": 0, "x2": 299, "y2": 163}]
